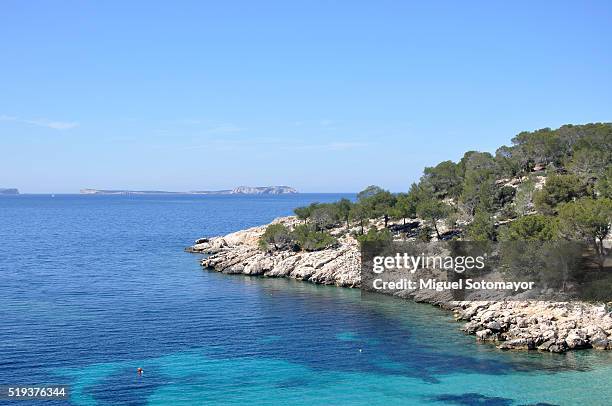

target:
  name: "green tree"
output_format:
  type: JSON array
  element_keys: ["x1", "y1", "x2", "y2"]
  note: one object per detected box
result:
[
  {"x1": 500, "y1": 214, "x2": 558, "y2": 241},
  {"x1": 596, "y1": 167, "x2": 612, "y2": 199},
  {"x1": 494, "y1": 145, "x2": 522, "y2": 178},
  {"x1": 567, "y1": 148, "x2": 609, "y2": 181},
  {"x1": 310, "y1": 203, "x2": 339, "y2": 230},
  {"x1": 294, "y1": 206, "x2": 312, "y2": 222},
  {"x1": 335, "y1": 198, "x2": 353, "y2": 229},
  {"x1": 557, "y1": 198, "x2": 612, "y2": 271},
  {"x1": 568, "y1": 123, "x2": 612, "y2": 178},
  {"x1": 514, "y1": 178, "x2": 536, "y2": 216},
  {"x1": 493, "y1": 123, "x2": 611, "y2": 177},
  {"x1": 510, "y1": 127, "x2": 564, "y2": 170},
  {"x1": 458, "y1": 151, "x2": 497, "y2": 217},
  {"x1": 493, "y1": 186, "x2": 516, "y2": 210},
  {"x1": 259, "y1": 223, "x2": 293, "y2": 250},
  {"x1": 357, "y1": 185, "x2": 396, "y2": 228},
  {"x1": 391, "y1": 193, "x2": 417, "y2": 225},
  {"x1": 466, "y1": 211, "x2": 497, "y2": 241},
  {"x1": 356, "y1": 228, "x2": 392, "y2": 247},
  {"x1": 533, "y1": 173, "x2": 589, "y2": 215},
  {"x1": 421, "y1": 160, "x2": 463, "y2": 199},
  {"x1": 406, "y1": 182, "x2": 427, "y2": 206},
  {"x1": 475, "y1": 178, "x2": 497, "y2": 214},
  {"x1": 416, "y1": 195, "x2": 450, "y2": 240},
  {"x1": 374, "y1": 191, "x2": 397, "y2": 228},
  {"x1": 349, "y1": 203, "x2": 369, "y2": 235},
  {"x1": 291, "y1": 224, "x2": 337, "y2": 252}
]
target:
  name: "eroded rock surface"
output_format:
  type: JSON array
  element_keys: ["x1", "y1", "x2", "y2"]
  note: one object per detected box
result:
[{"x1": 188, "y1": 217, "x2": 360, "y2": 287}]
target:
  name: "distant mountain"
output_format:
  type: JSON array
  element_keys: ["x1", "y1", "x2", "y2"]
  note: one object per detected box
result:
[
  {"x1": 80, "y1": 186, "x2": 298, "y2": 195},
  {"x1": 0, "y1": 188, "x2": 19, "y2": 195}
]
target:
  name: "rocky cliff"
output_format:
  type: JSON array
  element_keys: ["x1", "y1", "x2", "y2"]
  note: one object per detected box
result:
[{"x1": 187, "y1": 216, "x2": 612, "y2": 353}]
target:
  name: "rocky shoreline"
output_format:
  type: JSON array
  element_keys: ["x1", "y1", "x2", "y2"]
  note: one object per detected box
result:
[{"x1": 187, "y1": 216, "x2": 612, "y2": 353}]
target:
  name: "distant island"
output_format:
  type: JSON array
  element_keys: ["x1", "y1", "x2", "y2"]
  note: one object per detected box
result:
[
  {"x1": 191, "y1": 186, "x2": 298, "y2": 195},
  {"x1": 80, "y1": 186, "x2": 298, "y2": 195},
  {"x1": 0, "y1": 188, "x2": 19, "y2": 195}
]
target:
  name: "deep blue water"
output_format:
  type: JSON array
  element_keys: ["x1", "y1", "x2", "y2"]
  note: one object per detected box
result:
[{"x1": 1, "y1": 194, "x2": 612, "y2": 406}]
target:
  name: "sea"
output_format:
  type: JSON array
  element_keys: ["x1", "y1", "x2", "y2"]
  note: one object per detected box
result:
[{"x1": 1, "y1": 194, "x2": 611, "y2": 405}]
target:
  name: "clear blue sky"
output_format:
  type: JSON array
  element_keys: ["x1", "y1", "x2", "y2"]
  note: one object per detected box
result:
[{"x1": 1, "y1": 1, "x2": 611, "y2": 193}]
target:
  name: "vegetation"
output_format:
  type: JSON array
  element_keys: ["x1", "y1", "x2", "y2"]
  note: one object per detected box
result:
[
  {"x1": 356, "y1": 185, "x2": 397, "y2": 228},
  {"x1": 356, "y1": 228, "x2": 392, "y2": 246},
  {"x1": 417, "y1": 225, "x2": 433, "y2": 242},
  {"x1": 336, "y1": 198, "x2": 352, "y2": 229},
  {"x1": 596, "y1": 167, "x2": 612, "y2": 198},
  {"x1": 500, "y1": 214, "x2": 558, "y2": 241},
  {"x1": 259, "y1": 222, "x2": 337, "y2": 252},
  {"x1": 292, "y1": 224, "x2": 338, "y2": 251},
  {"x1": 466, "y1": 211, "x2": 497, "y2": 241},
  {"x1": 459, "y1": 151, "x2": 497, "y2": 217},
  {"x1": 421, "y1": 160, "x2": 462, "y2": 199},
  {"x1": 258, "y1": 223, "x2": 292, "y2": 250},
  {"x1": 513, "y1": 178, "x2": 536, "y2": 216},
  {"x1": 391, "y1": 192, "x2": 417, "y2": 225},
  {"x1": 416, "y1": 193, "x2": 450, "y2": 239},
  {"x1": 557, "y1": 198, "x2": 612, "y2": 270},
  {"x1": 533, "y1": 173, "x2": 590, "y2": 214},
  {"x1": 265, "y1": 123, "x2": 610, "y2": 258}
]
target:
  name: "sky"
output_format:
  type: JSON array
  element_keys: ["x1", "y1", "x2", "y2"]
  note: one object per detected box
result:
[{"x1": 1, "y1": 1, "x2": 611, "y2": 193}]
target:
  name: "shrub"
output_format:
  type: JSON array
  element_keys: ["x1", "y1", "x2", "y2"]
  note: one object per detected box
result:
[
  {"x1": 357, "y1": 185, "x2": 397, "y2": 227},
  {"x1": 493, "y1": 186, "x2": 516, "y2": 209},
  {"x1": 310, "y1": 203, "x2": 340, "y2": 230},
  {"x1": 499, "y1": 214, "x2": 558, "y2": 241},
  {"x1": 258, "y1": 223, "x2": 293, "y2": 251},
  {"x1": 416, "y1": 196, "x2": 450, "y2": 239},
  {"x1": 417, "y1": 225, "x2": 433, "y2": 242},
  {"x1": 596, "y1": 167, "x2": 612, "y2": 199},
  {"x1": 294, "y1": 206, "x2": 312, "y2": 221},
  {"x1": 421, "y1": 160, "x2": 463, "y2": 199},
  {"x1": 534, "y1": 173, "x2": 589, "y2": 214},
  {"x1": 514, "y1": 178, "x2": 536, "y2": 216},
  {"x1": 557, "y1": 198, "x2": 612, "y2": 271},
  {"x1": 356, "y1": 228, "x2": 392, "y2": 247},
  {"x1": 466, "y1": 211, "x2": 497, "y2": 241},
  {"x1": 292, "y1": 224, "x2": 337, "y2": 251}
]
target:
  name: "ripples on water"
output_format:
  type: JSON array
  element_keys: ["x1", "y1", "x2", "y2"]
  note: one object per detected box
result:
[{"x1": 1, "y1": 195, "x2": 611, "y2": 405}]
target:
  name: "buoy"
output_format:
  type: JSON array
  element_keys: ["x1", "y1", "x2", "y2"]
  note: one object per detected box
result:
[{"x1": 358, "y1": 349, "x2": 362, "y2": 353}]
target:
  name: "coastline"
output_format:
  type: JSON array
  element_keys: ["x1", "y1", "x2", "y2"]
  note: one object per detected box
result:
[{"x1": 187, "y1": 216, "x2": 612, "y2": 353}]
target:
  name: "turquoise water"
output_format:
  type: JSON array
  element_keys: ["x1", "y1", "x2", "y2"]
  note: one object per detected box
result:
[{"x1": 1, "y1": 195, "x2": 611, "y2": 405}]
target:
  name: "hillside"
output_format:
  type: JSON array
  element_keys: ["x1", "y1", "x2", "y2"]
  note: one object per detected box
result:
[{"x1": 188, "y1": 123, "x2": 612, "y2": 353}]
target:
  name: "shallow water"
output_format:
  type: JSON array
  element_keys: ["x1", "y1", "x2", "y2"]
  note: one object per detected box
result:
[{"x1": 1, "y1": 195, "x2": 611, "y2": 405}]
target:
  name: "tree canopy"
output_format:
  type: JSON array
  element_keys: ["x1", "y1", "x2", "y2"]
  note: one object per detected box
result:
[{"x1": 287, "y1": 123, "x2": 611, "y2": 248}]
